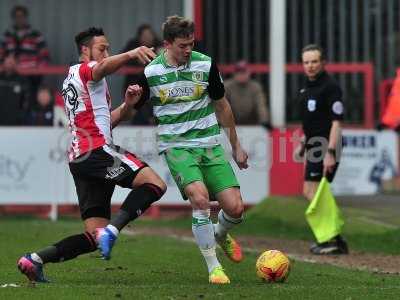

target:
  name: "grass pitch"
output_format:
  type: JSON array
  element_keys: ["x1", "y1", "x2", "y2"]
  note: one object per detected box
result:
[
  {"x1": 137, "y1": 196, "x2": 400, "y2": 255},
  {"x1": 0, "y1": 217, "x2": 400, "y2": 299}
]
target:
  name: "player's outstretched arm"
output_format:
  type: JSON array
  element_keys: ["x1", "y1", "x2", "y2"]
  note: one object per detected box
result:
[
  {"x1": 214, "y1": 97, "x2": 249, "y2": 169},
  {"x1": 92, "y1": 46, "x2": 156, "y2": 81},
  {"x1": 111, "y1": 85, "x2": 143, "y2": 128}
]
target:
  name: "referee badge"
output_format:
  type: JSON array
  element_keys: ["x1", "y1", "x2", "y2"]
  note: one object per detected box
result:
[
  {"x1": 307, "y1": 99, "x2": 316, "y2": 112},
  {"x1": 332, "y1": 101, "x2": 344, "y2": 115}
]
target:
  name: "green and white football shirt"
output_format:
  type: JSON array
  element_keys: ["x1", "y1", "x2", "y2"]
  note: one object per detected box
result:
[{"x1": 140, "y1": 50, "x2": 225, "y2": 153}]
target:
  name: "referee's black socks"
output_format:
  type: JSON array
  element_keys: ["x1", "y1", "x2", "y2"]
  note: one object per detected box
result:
[{"x1": 110, "y1": 183, "x2": 165, "y2": 231}]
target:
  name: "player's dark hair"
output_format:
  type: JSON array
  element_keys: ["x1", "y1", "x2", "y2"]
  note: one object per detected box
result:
[
  {"x1": 162, "y1": 15, "x2": 194, "y2": 42},
  {"x1": 11, "y1": 5, "x2": 28, "y2": 18},
  {"x1": 301, "y1": 44, "x2": 325, "y2": 61},
  {"x1": 75, "y1": 27, "x2": 105, "y2": 55}
]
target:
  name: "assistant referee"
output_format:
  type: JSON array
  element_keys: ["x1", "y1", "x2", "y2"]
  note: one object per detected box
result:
[{"x1": 296, "y1": 44, "x2": 348, "y2": 255}]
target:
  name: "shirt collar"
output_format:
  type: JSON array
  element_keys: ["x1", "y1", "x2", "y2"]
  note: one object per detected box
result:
[
  {"x1": 161, "y1": 50, "x2": 191, "y2": 70},
  {"x1": 306, "y1": 70, "x2": 328, "y2": 86}
]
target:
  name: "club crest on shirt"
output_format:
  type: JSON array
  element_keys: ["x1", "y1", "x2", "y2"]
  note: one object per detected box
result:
[
  {"x1": 192, "y1": 71, "x2": 203, "y2": 82},
  {"x1": 307, "y1": 99, "x2": 316, "y2": 112}
]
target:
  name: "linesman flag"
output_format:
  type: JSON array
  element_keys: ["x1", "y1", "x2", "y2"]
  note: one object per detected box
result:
[{"x1": 305, "y1": 177, "x2": 344, "y2": 243}]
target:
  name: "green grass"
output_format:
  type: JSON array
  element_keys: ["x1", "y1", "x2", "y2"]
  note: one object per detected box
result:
[
  {"x1": 237, "y1": 197, "x2": 400, "y2": 254},
  {"x1": 136, "y1": 197, "x2": 400, "y2": 254},
  {"x1": 0, "y1": 218, "x2": 400, "y2": 299}
]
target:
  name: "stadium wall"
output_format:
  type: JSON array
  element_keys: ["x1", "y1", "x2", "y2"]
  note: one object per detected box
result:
[
  {"x1": 0, "y1": 126, "x2": 269, "y2": 206},
  {"x1": 0, "y1": 127, "x2": 397, "y2": 207}
]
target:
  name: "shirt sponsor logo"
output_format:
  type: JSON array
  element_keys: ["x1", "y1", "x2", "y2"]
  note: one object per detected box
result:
[
  {"x1": 332, "y1": 101, "x2": 344, "y2": 115},
  {"x1": 158, "y1": 84, "x2": 204, "y2": 104},
  {"x1": 307, "y1": 99, "x2": 316, "y2": 112},
  {"x1": 62, "y1": 83, "x2": 79, "y2": 113}
]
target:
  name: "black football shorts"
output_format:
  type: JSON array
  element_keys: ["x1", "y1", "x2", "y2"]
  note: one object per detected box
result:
[
  {"x1": 304, "y1": 147, "x2": 339, "y2": 183},
  {"x1": 69, "y1": 144, "x2": 148, "y2": 220}
]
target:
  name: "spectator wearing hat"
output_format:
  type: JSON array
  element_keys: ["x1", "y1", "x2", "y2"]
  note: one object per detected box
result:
[{"x1": 224, "y1": 60, "x2": 272, "y2": 128}]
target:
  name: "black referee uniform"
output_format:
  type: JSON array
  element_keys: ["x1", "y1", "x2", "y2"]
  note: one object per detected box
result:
[{"x1": 298, "y1": 70, "x2": 344, "y2": 182}]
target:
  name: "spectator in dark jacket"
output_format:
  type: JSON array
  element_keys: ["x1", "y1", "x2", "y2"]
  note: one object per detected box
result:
[
  {"x1": 121, "y1": 24, "x2": 162, "y2": 125},
  {"x1": 25, "y1": 85, "x2": 54, "y2": 126},
  {"x1": 0, "y1": 54, "x2": 30, "y2": 125}
]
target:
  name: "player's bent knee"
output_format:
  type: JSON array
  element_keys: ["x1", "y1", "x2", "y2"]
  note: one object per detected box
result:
[
  {"x1": 142, "y1": 183, "x2": 166, "y2": 203},
  {"x1": 133, "y1": 167, "x2": 165, "y2": 188},
  {"x1": 156, "y1": 181, "x2": 167, "y2": 195},
  {"x1": 226, "y1": 201, "x2": 244, "y2": 218},
  {"x1": 190, "y1": 194, "x2": 209, "y2": 210},
  {"x1": 235, "y1": 201, "x2": 245, "y2": 217}
]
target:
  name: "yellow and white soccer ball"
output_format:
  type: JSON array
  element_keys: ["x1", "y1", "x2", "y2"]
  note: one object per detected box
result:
[{"x1": 255, "y1": 250, "x2": 291, "y2": 283}]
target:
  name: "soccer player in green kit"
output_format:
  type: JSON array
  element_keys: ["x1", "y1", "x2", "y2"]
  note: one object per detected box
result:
[{"x1": 135, "y1": 16, "x2": 249, "y2": 284}]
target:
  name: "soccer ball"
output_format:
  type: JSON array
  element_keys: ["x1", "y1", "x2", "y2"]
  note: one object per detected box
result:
[{"x1": 255, "y1": 250, "x2": 290, "y2": 283}]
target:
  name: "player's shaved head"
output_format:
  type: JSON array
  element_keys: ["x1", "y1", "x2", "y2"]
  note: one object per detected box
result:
[{"x1": 75, "y1": 27, "x2": 105, "y2": 54}]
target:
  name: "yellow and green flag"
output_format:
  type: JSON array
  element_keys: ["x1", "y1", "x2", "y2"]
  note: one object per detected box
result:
[{"x1": 305, "y1": 177, "x2": 344, "y2": 243}]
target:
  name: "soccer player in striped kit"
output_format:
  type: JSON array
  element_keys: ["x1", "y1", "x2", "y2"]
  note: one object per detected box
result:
[
  {"x1": 136, "y1": 16, "x2": 249, "y2": 284},
  {"x1": 17, "y1": 27, "x2": 167, "y2": 282}
]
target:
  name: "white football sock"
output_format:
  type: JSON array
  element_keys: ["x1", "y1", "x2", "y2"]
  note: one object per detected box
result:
[
  {"x1": 31, "y1": 253, "x2": 43, "y2": 264},
  {"x1": 106, "y1": 224, "x2": 119, "y2": 237},
  {"x1": 192, "y1": 209, "x2": 221, "y2": 273},
  {"x1": 214, "y1": 210, "x2": 243, "y2": 239}
]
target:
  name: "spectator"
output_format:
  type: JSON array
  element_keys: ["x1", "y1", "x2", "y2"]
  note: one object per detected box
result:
[
  {"x1": 25, "y1": 85, "x2": 54, "y2": 126},
  {"x1": 378, "y1": 69, "x2": 400, "y2": 131},
  {"x1": 0, "y1": 54, "x2": 30, "y2": 125},
  {"x1": 224, "y1": 60, "x2": 271, "y2": 128},
  {"x1": 0, "y1": 5, "x2": 50, "y2": 103},
  {"x1": 121, "y1": 24, "x2": 162, "y2": 125}
]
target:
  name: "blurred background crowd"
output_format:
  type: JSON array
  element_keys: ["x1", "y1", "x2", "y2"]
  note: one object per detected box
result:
[{"x1": 0, "y1": 4, "x2": 271, "y2": 128}]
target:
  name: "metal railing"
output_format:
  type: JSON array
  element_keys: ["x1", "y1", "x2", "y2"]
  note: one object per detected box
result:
[{"x1": 200, "y1": 0, "x2": 400, "y2": 123}]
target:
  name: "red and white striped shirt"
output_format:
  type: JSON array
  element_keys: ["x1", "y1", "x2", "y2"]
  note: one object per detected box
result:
[{"x1": 62, "y1": 61, "x2": 112, "y2": 161}]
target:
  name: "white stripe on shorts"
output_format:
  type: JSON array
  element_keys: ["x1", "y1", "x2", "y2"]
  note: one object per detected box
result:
[{"x1": 102, "y1": 145, "x2": 143, "y2": 172}]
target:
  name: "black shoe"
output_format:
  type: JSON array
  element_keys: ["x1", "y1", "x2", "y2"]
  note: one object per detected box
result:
[
  {"x1": 310, "y1": 235, "x2": 349, "y2": 255},
  {"x1": 335, "y1": 235, "x2": 349, "y2": 254}
]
